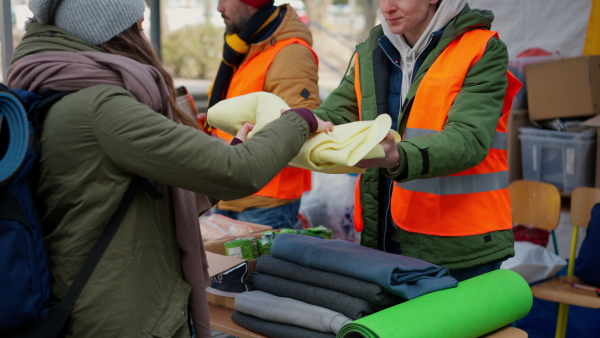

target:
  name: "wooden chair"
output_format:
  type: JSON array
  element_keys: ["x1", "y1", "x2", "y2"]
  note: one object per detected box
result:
[
  {"x1": 530, "y1": 186, "x2": 600, "y2": 338},
  {"x1": 509, "y1": 179, "x2": 562, "y2": 237}
]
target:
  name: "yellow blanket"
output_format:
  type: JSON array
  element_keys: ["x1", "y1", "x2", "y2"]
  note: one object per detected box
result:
[{"x1": 207, "y1": 92, "x2": 401, "y2": 174}]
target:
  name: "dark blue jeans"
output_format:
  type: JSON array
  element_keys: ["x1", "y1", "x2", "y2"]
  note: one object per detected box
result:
[{"x1": 214, "y1": 200, "x2": 301, "y2": 230}]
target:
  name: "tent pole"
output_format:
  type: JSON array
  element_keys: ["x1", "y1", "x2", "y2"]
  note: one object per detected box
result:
[
  {"x1": 150, "y1": 0, "x2": 162, "y2": 60},
  {"x1": 1, "y1": 1, "x2": 14, "y2": 80}
]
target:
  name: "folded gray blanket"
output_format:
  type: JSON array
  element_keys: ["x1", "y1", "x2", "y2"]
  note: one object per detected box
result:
[
  {"x1": 270, "y1": 233, "x2": 458, "y2": 300},
  {"x1": 256, "y1": 255, "x2": 404, "y2": 307},
  {"x1": 235, "y1": 290, "x2": 351, "y2": 334},
  {"x1": 232, "y1": 310, "x2": 336, "y2": 338},
  {"x1": 246, "y1": 272, "x2": 382, "y2": 320}
]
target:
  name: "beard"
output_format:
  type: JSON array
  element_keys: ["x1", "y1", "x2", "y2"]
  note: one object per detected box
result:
[{"x1": 224, "y1": 12, "x2": 251, "y2": 34}]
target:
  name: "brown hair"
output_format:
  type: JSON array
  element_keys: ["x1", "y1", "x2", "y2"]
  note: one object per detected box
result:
[{"x1": 99, "y1": 23, "x2": 199, "y2": 129}]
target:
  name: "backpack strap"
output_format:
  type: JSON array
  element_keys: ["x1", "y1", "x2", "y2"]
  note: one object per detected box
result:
[
  {"x1": 30, "y1": 90, "x2": 74, "y2": 138},
  {"x1": 60, "y1": 176, "x2": 162, "y2": 310}
]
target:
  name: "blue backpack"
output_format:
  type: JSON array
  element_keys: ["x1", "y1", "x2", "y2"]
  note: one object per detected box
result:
[
  {"x1": 0, "y1": 84, "x2": 157, "y2": 337},
  {"x1": 0, "y1": 85, "x2": 72, "y2": 332}
]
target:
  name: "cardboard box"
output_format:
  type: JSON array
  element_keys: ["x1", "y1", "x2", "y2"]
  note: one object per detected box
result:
[
  {"x1": 582, "y1": 114, "x2": 600, "y2": 188},
  {"x1": 204, "y1": 227, "x2": 271, "y2": 256},
  {"x1": 205, "y1": 251, "x2": 257, "y2": 310},
  {"x1": 508, "y1": 54, "x2": 560, "y2": 110},
  {"x1": 525, "y1": 56, "x2": 600, "y2": 121},
  {"x1": 208, "y1": 303, "x2": 266, "y2": 338},
  {"x1": 508, "y1": 110, "x2": 533, "y2": 182},
  {"x1": 203, "y1": 220, "x2": 272, "y2": 256}
]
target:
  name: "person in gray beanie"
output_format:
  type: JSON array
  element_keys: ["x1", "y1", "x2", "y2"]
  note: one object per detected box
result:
[{"x1": 6, "y1": 1, "x2": 332, "y2": 337}]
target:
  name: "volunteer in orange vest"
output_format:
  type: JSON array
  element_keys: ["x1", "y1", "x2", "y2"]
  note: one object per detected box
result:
[
  {"x1": 208, "y1": 0, "x2": 320, "y2": 229},
  {"x1": 312, "y1": 0, "x2": 522, "y2": 282}
]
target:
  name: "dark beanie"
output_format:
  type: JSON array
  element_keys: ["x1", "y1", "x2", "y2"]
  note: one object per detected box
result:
[{"x1": 28, "y1": 0, "x2": 146, "y2": 45}]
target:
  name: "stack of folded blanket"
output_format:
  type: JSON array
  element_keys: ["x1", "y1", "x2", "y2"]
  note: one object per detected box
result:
[{"x1": 231, "y1": 234, "x2": 458, "y2": 338}]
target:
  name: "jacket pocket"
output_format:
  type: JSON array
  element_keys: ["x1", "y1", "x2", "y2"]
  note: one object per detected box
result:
[
  {"x1": 432, "y1": 229, "x2": 514, "y2": 264},
  {"x1": 144, "y1": 277, "x2": 192, "y2": 338}
]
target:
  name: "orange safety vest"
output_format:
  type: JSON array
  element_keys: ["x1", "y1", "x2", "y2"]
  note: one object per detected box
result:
[
  {"x1": 214, "y1": 38, "x2": 317, "y2": 199},
  {"x1": 354, "y1": 30, "x2": 522, "y2": 236}
]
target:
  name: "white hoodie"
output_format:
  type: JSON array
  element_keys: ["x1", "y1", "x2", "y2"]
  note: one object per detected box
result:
[{"x1": 380, "y1": 0, "x2": 466, "y2": 104}]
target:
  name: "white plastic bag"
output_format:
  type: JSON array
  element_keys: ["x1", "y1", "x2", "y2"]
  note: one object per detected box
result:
[
  {"x1": 501, "y1": 241, "x2": 567, "y2": 284},
  {"x1": 298, "y1": 172, "x2": 360, "y2": 242}
]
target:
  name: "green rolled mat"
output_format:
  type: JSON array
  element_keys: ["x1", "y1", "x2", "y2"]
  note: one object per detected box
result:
[{"x1": 337, "y1": 269, "x2": 532, "y2": 338}]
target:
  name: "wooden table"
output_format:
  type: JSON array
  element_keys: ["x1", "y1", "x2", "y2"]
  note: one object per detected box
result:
[
  {"x1": 208, "y1": 303, "x2": 528, "y2": 338},
  {"x1": 209, "y1": 303, "x2": 265, "y2": 338}
]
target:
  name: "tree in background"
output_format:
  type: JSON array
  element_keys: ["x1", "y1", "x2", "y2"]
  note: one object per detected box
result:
[{"x1": 162, "y1": 22, "x2": 223, "y2": 78}]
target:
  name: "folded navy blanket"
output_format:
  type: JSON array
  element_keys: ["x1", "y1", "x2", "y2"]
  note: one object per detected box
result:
[
  {"x1": 270, "y1": 233, "x2": 458, "y2": 300},
  {"x1": 256, "y1": 255, "x2": 404, "y2": 307},
  {"x1": 232, "y1": 310, "x2": 336, "y2": 338},
  {"x1": 246, "y1": 272, "x2": 381, "y2": 320}
]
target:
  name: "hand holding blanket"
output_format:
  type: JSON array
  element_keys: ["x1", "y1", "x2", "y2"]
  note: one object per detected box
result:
[{"x1": 207, "y1": 92, "x2": 401, "y2": 174}]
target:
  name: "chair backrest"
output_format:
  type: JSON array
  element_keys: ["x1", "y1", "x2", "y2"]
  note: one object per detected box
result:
[
  {"x1": 570, "y1": 187, "x2": 600, "y2": 228},
  {"x1": 566, "y1": 187, "x2": 600, "y2": 276},
  {"x1": 509, "y1": 180, "x2": 562, "y2": 231}
]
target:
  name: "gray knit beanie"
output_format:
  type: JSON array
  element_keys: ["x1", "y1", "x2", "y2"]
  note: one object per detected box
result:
[{"x1": 28, "y1": 0, "x2": 146, "y2": 45}]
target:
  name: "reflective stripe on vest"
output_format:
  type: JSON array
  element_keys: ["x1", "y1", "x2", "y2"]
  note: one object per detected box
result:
[
  {"x1": 216, "y1": 38, "x2": 316, "y2": 199},
  {"x1": 390, "y1": 29, "x2": 522, "y2": 236}
]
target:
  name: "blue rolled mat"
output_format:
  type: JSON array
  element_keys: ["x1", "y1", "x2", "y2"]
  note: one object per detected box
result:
[{"x1": 0, "y1": 89, "x2": 29, "y2": 185}]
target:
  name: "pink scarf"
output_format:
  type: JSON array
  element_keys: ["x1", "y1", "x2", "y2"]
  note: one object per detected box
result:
[{"x1": 7, "y1": 51, "x2": 214, "y2": 337}]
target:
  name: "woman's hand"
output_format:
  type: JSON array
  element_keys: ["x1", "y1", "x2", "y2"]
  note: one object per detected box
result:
[
  {"x1": 354, "y1": 131, "x2": 400, "y2": 170},
  {"x1": 234, "y1": 122, "x2": 255, "y2": 142}
]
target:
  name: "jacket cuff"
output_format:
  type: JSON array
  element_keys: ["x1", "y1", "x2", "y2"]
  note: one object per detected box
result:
[
  {"x1": 284, "y1": 108, "x2": 318, "y2": 132},
  {"x1": 229, "y1": 137, "x2": 243, "y2": 145},
  {"x1": 383, "y1": 146, "x2": 408, "y2": 180}
]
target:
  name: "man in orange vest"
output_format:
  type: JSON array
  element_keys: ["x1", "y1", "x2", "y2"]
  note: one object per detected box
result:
[
  {"x1": 208, "y1": 0, "x2": 320, "y2": 229},
  {"x1": 312, "y1": 0, "x2": 521, "y2": 281}
]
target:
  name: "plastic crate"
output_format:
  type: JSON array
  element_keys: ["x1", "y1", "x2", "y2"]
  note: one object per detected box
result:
[{"x1": 518, "y1": 127, "x2": 597, "y2": 193}]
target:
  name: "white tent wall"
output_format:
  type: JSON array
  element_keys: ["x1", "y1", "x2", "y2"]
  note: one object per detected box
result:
[{"x1": 469, "y1": 0, "x2": 592, "y2": 57}]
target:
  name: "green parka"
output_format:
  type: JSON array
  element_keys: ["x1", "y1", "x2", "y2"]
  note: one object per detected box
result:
[
  {"x1": 10, "y1": 23, "x2": 310, "y2": 337},
  {"x1": 313, "y1": 5, "x2": 515, "y2": 270}
]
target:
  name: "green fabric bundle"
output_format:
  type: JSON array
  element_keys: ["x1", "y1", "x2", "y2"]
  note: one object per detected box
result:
[{"x1": 337, "y1": 269, "x2": 532, "y2": 338}]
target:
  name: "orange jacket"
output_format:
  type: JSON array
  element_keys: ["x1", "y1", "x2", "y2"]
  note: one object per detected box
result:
[{"x1": 215, "y1": 37, "x2": 316, "y2": 199}]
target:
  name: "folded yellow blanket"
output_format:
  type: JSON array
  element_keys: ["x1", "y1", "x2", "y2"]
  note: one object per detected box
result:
[{"x1": 207, "y1": 92, "x2": 400, "y2": 174}]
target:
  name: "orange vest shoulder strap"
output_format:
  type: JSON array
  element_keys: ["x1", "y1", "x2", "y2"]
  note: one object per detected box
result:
[
  {"x1": 227, "y1": 38, "x2": 317, "y2": 99},
  {"x1": 353, "y1": 53, "x2": 363, "y2": 121},
  {"x1": 409, "y1": 30, "x2": 498, "y2": 130}
]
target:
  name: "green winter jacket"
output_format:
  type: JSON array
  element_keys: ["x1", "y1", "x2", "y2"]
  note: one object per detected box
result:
[
  {"x1": 10, "y1": 23, "x2": 310, "y2": 337},
  {"x1": 313, "y1": 5, "x2": 515, "y2": 270}
]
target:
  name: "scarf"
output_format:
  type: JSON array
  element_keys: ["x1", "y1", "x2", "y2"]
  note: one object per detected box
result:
[
  {"x1": 380, "y1": 0, "x2": 467, "y2": 103},
  {"x1": 208, "y1": 4, "x2": 280, "y2": 108},
  {"x1": 6, "y1": 51, "x2": 214, "y2": 337}
]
